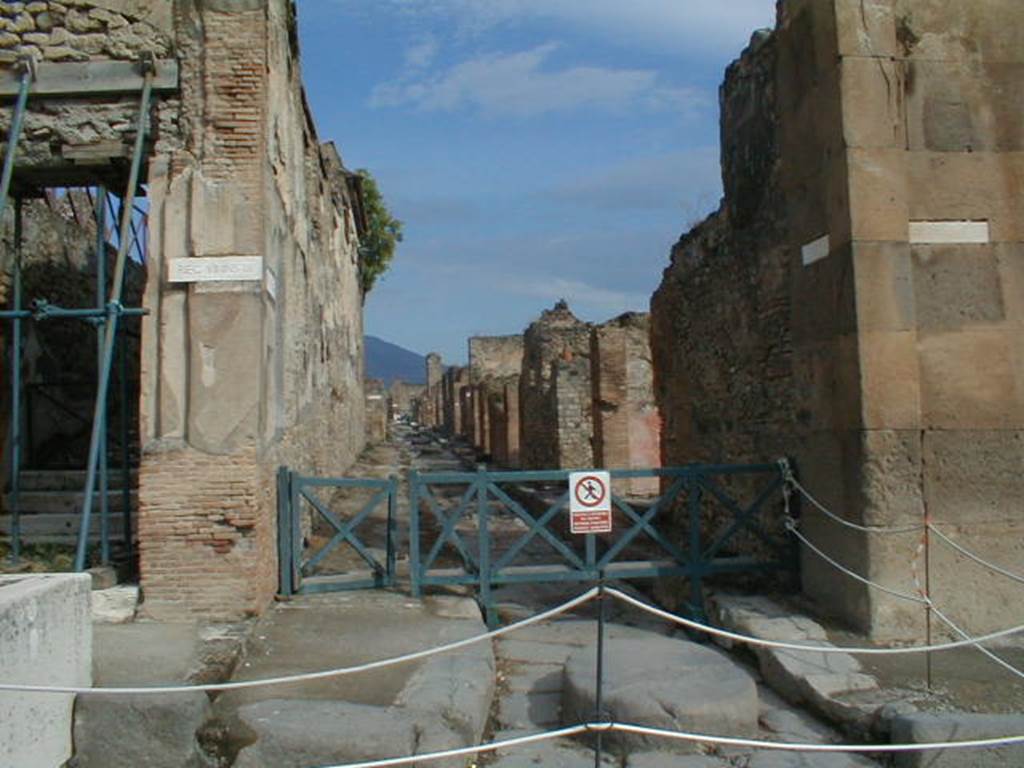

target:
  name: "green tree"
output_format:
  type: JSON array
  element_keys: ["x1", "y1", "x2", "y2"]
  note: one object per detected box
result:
[{"x1": 356, "y1": 168, "x2": 403, "y2": 293}]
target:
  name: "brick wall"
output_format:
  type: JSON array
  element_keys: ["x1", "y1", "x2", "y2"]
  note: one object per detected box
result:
[
  {"x1": 137, "y1": 443, "x2": 272, "y2": 618},
  {"x1": 591, "y1": 313, "x2": 660, "y2": 495}
]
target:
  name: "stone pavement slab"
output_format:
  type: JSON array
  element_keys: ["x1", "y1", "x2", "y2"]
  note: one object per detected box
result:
[
  {"x1": 563, "y1": 628, "x2": 759, "y2": 754},
  {"x1": 212, "y1": 589, "x2": 495, "y2": 766},
  {"x1": 890, "y1": 712, "x2": 1024, "y2": 768},
  {"x1": 745, "y1": 752, "x2": 877, "y2": 767}
]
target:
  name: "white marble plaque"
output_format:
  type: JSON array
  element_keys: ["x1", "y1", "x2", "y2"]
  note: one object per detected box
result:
[
  {"x1": 909, "y1": 220, "x2": 990, "y2": 245},
  {"x1": 168, "y1": 256, "x2": 264, "y2": 283},
  {"x1": 801, "y1": 234, "x2": 831, "y2": 266}
]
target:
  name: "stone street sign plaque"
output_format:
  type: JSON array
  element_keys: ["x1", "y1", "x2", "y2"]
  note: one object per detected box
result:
[
  {"x1": 569, "y1": 471, "x2": 612, "y2": 534},
  {"x1": 168, "y1": 256, "x2": 264, "y2": 283}
]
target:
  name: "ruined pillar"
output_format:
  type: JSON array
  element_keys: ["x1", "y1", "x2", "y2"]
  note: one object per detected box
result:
[
  {"x1": 591, "y1": 313, "x2": 660, "y2": 495},
  {"x1": 136, "y1": 0, "x2": 366, "y2": 620},
  {"x1": 519, "y1": 302, "x2": 593, "y2": 469},
  {"x1": 459, "y1": 385, "x2": 474, "y2": 442},
  {"x1": 421, "y1": 352, "x2": 443, "y2": 428},
  {"x1": 503, "y1": 375, "x2": 521, "y2": 468}
]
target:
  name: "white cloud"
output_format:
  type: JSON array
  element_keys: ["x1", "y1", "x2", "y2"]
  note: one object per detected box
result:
[
  {"x1": 546, "y1": 148, "x2": 721, "y2": 212},
  {"x1": 504, "y1": 276, "x2": 648, "y2": 314},
  {"x1": 336, "y1": 0, "x2": 776, "y2": 56},
  {"x1": 370, "y1": 43, "x2": 705, "y2": 118},
  {"x1": 404, "y1": 35, "x2": 439, "y2": 69}
]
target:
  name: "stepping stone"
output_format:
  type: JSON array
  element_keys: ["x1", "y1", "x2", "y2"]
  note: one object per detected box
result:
[{"x1": 562, "y1": 627, "x2": 759, "y2": 754}]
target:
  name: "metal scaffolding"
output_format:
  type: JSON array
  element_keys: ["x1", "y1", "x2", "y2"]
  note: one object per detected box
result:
[{"x1": 1, "y1": 54, "x2": 155, "y2": 571}]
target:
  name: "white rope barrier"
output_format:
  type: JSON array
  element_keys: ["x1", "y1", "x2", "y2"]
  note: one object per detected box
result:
[
  {"x1": 786, "y1": 522, "x2": 928, "y2": 604},
  {"x1": 928, "y1": 524, "x2": 1024, "y2": 586},
  {"x1": 605, "y1": 587, "x2": 1024, "y2": 655},
  {"x1": 0, "y1": 588, "x2": 599, "y2": 695},
  {"x1": 609, "y1": 722, "x2": 1024, "y2": 753},
  {"x1": 788, "y1": 492, "x2": 1024, "y2": 684},
  {"x1": 927, "y1": 600, "x2": 1024, "y2": 683},
  {"x1": 788, "y1": 477, "x2": 923, "y2": 534},
  {"x1": 319, "y1": 725, "x2": 588, "y2": 768},
  {"x1": 312, "y1": 721, "x2": 1024, "y2": 768}
]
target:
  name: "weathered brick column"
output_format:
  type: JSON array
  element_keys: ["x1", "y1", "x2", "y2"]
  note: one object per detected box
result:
[
  {"x1": 591, "y1": 313, "x2": 660, "y2": 495},
  {"x1": 138, "y1": 0, "x2": 366, "y2": 620},
  {"x1": 520, "y1": 302, "x2": 593, "y2": 469}
]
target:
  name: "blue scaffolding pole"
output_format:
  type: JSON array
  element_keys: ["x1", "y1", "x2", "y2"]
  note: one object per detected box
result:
[{"x1": 1, "y1": 54, "x2": 152, "y2": 569}]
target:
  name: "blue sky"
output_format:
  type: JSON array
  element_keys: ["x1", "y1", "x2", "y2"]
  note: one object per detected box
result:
[{"x1": 297, "y1": 0, "x2": 777, "y2": 364}]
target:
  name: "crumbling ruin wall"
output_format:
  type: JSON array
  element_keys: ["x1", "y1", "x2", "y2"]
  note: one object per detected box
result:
[
  {"x1": 651, "y1": 0, "x2": 1024, "y2": 639},
  {"x1": 364, "y1": 379, "x2": 388, "y2": 443},
  {"x1": 0, "y1": 2, "x2": 178, "y2": 182},
  {"x1": 467, "y1": 335, "x2": 524, "y2": 455},
  {"x1": 591, "y1": 313, "x2": 660, "y2": 495},
  {"x1": 418, "y1": 352, "x2": 442, "y2": 428},
  {"x1": 519, "y1": 301, "x2": 593, "y2": 469},
  {"x1": 441, "y1": 365, "x2": 468, "y2": 437},
  {"x1": 130, "y1": 0, "x2": 366, "y2": 620},
  {"x1": 468, "y1": 335, "x2": 523, "y2": 383},
  {"x1": 487, "y1": 374, "x2": 521, "y2": 467},
  {"x1": 388, "y1": 380, "x2": 424, "y2": 419}
]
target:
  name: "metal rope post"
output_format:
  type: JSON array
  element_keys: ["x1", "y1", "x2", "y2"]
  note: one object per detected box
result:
[
  {"x1": 593, "y1": 570, "x2": 606, "y2": 768},
  {"x1": 75, "y1": 56, "x2": 155, "y2": 571}
]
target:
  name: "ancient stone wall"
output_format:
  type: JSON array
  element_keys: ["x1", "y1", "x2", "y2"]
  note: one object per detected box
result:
[
  {"x1": 519, "y1": 301, "x2": 593, "y2": 469},
  {"x1": 495, "y1": 375, "x2": 520, "y2": 467},
  {"x1": 441, "y1": 365, "x2": 468, "y2": 437},
  {"x1": 388, "y1": 380, "x2": 424, "y2": 419},
  {"x1": 0, "y1": 1, "x2": 178, "y2": 185},
  {"x1": 467, "y1": 335, "x2": 523, "y2": 454},
  {"x1": 365, "y1": 379, "x2": 388, "y2": 443},
  {"x1": 111, "y1": 0, "x2": 364, "y2": 620},
  {"x1": 591, "y1": 313, "x2": 660, "y2": 495},
  {"x1": 418, "y1": 352, "x2": 443, "y2": 428},
  {"x1": 650, "y1": 0, "x2": 1024, "y2": 639},
  {"x1": 468, "y1": 335, "x2": 523, "y2": 383}
]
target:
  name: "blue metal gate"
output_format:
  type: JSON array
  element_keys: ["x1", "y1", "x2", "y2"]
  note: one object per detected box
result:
[
  {"x1": 277, "y1": 468, "x2": 398, "y2": 596},
  {"x1": 409, "y1": 463, "x2": 795, "y2": 625}
]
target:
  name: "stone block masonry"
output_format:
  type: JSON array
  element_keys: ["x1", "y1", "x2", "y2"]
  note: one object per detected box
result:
[
  {"x1": 389, "y1": 380, "x2": 424, "y2": 420},
  {"x1": 0, "y1": 574, "x2": 91, "y2": 768},
  {"x1": 418, "y1": 352, "x2": 443, "y2": 428},
  {"x1": 365, "y1": 379, "x2": 388, "y2": 443},
  {"x1": 650, "y1": 0, "x2": 1024, "y2": 640},
  {"x1": 519, "y1": 301, "x2": 593, "y2": 470},
  {"x1": 467, "y1": 335, "x2": 524, "y2": 456}
]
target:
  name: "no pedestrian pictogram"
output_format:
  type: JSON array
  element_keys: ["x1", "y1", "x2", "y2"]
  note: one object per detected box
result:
[{"x1": 569, "y1": 471, "x2": 612, "y2": 534}]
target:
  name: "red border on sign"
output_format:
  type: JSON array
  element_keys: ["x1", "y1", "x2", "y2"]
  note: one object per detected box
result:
[{"x1": 573, "y1": 475, "x2": 607, "y2": 509}]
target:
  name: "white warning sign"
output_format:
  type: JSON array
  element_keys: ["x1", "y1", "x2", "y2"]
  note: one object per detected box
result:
[{"x1": 568, "y1": 471, "x2": 612, "y2": 534}]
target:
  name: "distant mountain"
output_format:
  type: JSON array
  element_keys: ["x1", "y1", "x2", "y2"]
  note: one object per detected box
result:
[{"x1": 365, "y1": 335, "x2": 426, "y2": 386}]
